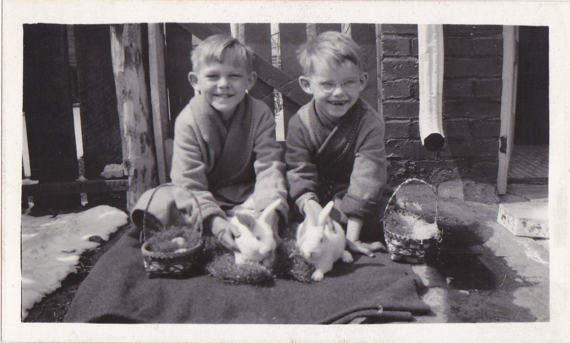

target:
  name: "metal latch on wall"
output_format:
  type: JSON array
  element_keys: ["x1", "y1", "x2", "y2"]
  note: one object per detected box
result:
[{"x1": 499, "y1": 136, "x2": 507, "y2": 154}]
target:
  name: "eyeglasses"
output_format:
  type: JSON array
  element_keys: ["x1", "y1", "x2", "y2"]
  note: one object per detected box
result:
[{"x1": 311, "y1": 79, "x2": 361, "y2": 93}]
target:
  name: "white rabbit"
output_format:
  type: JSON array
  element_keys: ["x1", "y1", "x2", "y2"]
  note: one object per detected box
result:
[
  {"x1": 230, "y1": 199, "x2": 281, "y2": 265},
  {"x1": 296, "y1": 201, "x2": 353, "y2": 281}
]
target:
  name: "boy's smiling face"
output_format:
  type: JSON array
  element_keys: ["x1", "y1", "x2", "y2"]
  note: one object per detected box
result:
[
  {"x1": 299, "y1": 59, "x2": 367, "y2": 120},
  {"x1": 189, "y1": 60, "x2": 257, "y2": 118}
]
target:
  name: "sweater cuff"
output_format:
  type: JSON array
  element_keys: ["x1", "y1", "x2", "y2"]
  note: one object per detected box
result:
[
  {"x1": 340, "y1": 193, "x2": 381, "y2": 220},
  {"x1": 295, "y1": 192, "x2": 319, "y2": 216},
  {"x1": 200, "y1": 203, "x2": 226, "y2": 225}
]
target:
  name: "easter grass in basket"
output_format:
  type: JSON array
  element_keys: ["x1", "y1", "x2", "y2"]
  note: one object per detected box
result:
[
  {"x1": 384, "y1": 209, "x2": 439, "y2": 240},
  {"x1": 144, "y1": 226, "x2": 203, "y2": 254}
]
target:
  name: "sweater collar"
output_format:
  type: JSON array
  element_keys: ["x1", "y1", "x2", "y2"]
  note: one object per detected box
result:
[{"x1": 311, "y1": 98, "x2": 362, "y2": 130}]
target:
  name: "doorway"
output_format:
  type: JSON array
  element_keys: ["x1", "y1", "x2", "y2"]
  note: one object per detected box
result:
[{"x1": 508, "y1": 26, "x2": 549, "y2": 183}]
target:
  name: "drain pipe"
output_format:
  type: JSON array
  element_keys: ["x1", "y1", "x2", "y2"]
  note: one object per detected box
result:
[{"x1": 418, "y1": 24, "x2": 445, "y2": 151}]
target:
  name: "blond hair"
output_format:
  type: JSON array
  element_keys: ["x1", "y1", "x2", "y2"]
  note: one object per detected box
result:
[
  {"x1": 297, "y1": 31, "x2": 363, "y2": 75},
  {"x1": 191, "y1": 34, "x2": 254, "y2": 72}
]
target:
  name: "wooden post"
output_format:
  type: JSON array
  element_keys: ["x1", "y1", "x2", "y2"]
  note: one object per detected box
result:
[
  {"x1": 148, "y1": 23, "x2": 171, "y2": 184},
  {"x1": 110, "y1": 24, "x2": 158, "y2": 210},
  {"x1": 306, "y1": 24, "x2": 317, "y2": 40},
  {"x1": 375, "y1": 24, "x2": 384, "y2": 116},
  {"x1": 270, "y1": 23, "x2": 286, "y2": 141},
  {"x1": 497, "y1": 26, "x2": 519, "y2": 194}
]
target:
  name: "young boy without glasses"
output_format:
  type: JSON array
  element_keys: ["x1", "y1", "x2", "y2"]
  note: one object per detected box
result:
[
  {"x1": 170, "y1": 34, "x2": 288, "y2": 251},
  {"x1": 286, "y1": 31, "x2": 387, "y2": 256}
]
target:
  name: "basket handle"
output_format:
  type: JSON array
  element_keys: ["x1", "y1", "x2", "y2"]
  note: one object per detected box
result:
[
  {"x1": 140, "y1": 183, "x2": 204, "y2": 244},
  {"x1": 382, "y1": 178, "x2": 439, "y2": 226}
]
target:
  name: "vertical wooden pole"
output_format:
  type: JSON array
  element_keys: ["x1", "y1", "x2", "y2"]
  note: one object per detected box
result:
[
  {"x1": 148, "y1": 23, "x2": 171, "y2": 184},
  {"x1": 67, "y1": 25, "x2": 89, "y2": 206},
  {"x1": 22, "y1": 112, "x2": 37, "y2": 209},
  {"x1": 110, "y1": 24, "x2": 158, "y2": 210},
  {"x1": 497, "y1": 26, "x2": 519, "y2": 194},
  {"x1": 230, "y1": 23, "x2": 245, "y2": 43},
  {"x1": 270, "y1": 23, "x2": 286, "y2": 141},
  {"x1": 375, "y1": 24, "x2": 384, "y2": 116},
  {"x1": 306, "y1": 24, "x2": 317, "y2": 40},
  {"x1": 341, "y1": 23, "x2": 352, "y2": 37}
]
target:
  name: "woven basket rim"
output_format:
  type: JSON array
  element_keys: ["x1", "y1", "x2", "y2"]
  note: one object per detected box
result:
[
  {"x1": 384, "y1": 228, "x2": 440, "y2": 245},
  {"x1": 382, "y1": 178, "x2": 442, "y2": 245},
  {"x1": 141, "y1": 238, "x2": 204, "y2": 259},
  {"x1": 140, "y1": 183, "x2": 204, "y2": 241}
]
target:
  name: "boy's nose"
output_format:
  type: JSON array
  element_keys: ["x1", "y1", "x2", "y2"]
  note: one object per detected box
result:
[
  {"x1": 218, "y1": 77, "x2": 230, "y2": 87},
  {"x1": 331, "y1": 85, "x2": 345, "y2": 96}
]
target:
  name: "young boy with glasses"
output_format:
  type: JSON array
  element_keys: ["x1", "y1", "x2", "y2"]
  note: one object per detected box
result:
[{"x1": 286, "y1": 31, "x2": 387, "y2": 257}]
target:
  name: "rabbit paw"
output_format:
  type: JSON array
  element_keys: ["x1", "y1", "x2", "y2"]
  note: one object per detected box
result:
[
  {"x1": 341, "y1": 250, "x2": 353, "y2": 263},
  {"x1": 311, "y1": 270, "x2": 324, "y2": 281}
]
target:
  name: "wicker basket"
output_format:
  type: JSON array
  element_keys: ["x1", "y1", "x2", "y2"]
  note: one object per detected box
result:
[
  {"x1": 382, "y1": 178, "x2": 442, "y2": 264},
  {"x1": 139, "y1": 183, "x2": 205, "y2": 278}
]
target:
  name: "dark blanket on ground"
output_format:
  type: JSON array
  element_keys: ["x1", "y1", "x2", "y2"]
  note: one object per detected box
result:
[{"x1": 65, "y1": 230, "x2": 430, "y2": 324}]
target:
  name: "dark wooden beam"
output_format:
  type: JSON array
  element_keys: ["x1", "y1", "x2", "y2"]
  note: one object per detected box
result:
[{"x1": 22, "y1": 179, "x2": 129, "y2": 196}]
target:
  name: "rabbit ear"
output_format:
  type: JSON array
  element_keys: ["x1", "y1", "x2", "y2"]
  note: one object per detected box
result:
[
  {"x1": 326, "y1": 220, "x2": 341, "y2": 235},
  {"x1": 318, "y1": 201, "x2": 334, "y2": 226},
  {"x1": 296, "y1": 221, "x2": 308, "y2": 241},
  {"x1": 258, "y1": 199, "x2": 282, "y2": 224},
  {"x1": 235, "y1": 213, "x2": 257, "y2": 231}
]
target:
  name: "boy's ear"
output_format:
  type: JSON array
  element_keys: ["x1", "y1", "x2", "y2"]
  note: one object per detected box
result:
[
  {"x1": 298, "y1": 76, "x2": 313, "y2": 95},
  {"x1": 359, "y1": 72, "x2": 369, "y2": 90},
  {"x1": 188, "y1": 72, "x2": 199, "y2": 89},
  {"x1": 247, "y1": 71, "x2": 258, "y2": 89}
]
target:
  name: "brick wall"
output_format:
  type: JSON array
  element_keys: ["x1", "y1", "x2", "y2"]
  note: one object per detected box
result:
[{"x1": 378, "y1": 24, "x2": 503, "y2": 183}]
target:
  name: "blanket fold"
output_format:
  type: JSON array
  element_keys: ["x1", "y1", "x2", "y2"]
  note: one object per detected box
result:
[{"x1": 65, "y1": 228, "x2": 430, "y2": 324}]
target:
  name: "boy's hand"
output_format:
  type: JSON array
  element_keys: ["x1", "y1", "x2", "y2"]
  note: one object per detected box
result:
[
  {"x1": 346, "y1": 239, "x2": 387, "y2": 257},
  {"x1": 210, "y1": 216, "x2": 240, "y2": 252},
  {"x1": 345, "y1": 217, "x2": 386, "y2": 257}
]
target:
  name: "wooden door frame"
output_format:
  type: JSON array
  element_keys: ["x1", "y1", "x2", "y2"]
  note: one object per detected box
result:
[{"x1": 497, "y1": 26, "x2": 519, "y2": 195}]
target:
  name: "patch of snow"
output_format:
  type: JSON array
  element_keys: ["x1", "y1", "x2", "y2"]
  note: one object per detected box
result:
[{"x1": 21, "y1": 205, "x2": 128, "y2": 318}]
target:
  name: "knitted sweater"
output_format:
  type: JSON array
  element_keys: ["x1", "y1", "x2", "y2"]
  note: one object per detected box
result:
[
  {"x1": 170, "y1": 94, "x2": 288, "y2": 222},
  {"x1": 286, "y1": 99, "x2": 387, "y2": 220}
]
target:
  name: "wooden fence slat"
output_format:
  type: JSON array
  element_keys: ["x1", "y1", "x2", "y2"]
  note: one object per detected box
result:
[
  {"x1": 278, "y1": 23, "x2": 307, "y2": 133},
  {"x1": 375, "y1": 24, "x2": 384, "y2": 116},
  {"x1": 164, "y1": 23, "x2": 194, "y2": 126},
  {"x1": 244, "y1": 24, "x2": 275, "y2": 110},
  {"x1": 317, "y1": 24, "x2": 341, "y2": 34},
  {"x1": 497, "y1": 26, "x2": 518, "y2": 194},
  {"x1": 178, "y1": 23, "x2": 310, "y2": 107},
  {"x1": 269, "y1": 23, "x2": 286, "y2": 141},
  {"x1": 110, "y1": 24, "x2": 158, "y2": 210},
  {"x1": 74, "y1": 25, "x2": 122, "y2": 180},
  {"x1": 352, "y1": 24, "x2": 379, "y2": 112},
  {"x1": 279, "y1": 24, "x2": 305, "y2": 78},
  {"x1": 23, "y1": 24, "x2": 80, "y2": 208},
  {"x1": 244, "y1": 24, "x2": 271, "y2": 62},
  {"x1": 148, "y1": 24, "x2": 171, "y2": 183}
]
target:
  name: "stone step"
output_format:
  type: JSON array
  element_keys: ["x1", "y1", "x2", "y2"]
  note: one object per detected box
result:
[{"x1": 497, "y1": 200, "x2": 549, "y2": 238}]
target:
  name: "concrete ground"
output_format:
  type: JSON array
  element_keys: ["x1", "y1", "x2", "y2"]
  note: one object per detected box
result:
[{"x1": 406, "y1": 180, "x2": 549, "y2": 323}]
